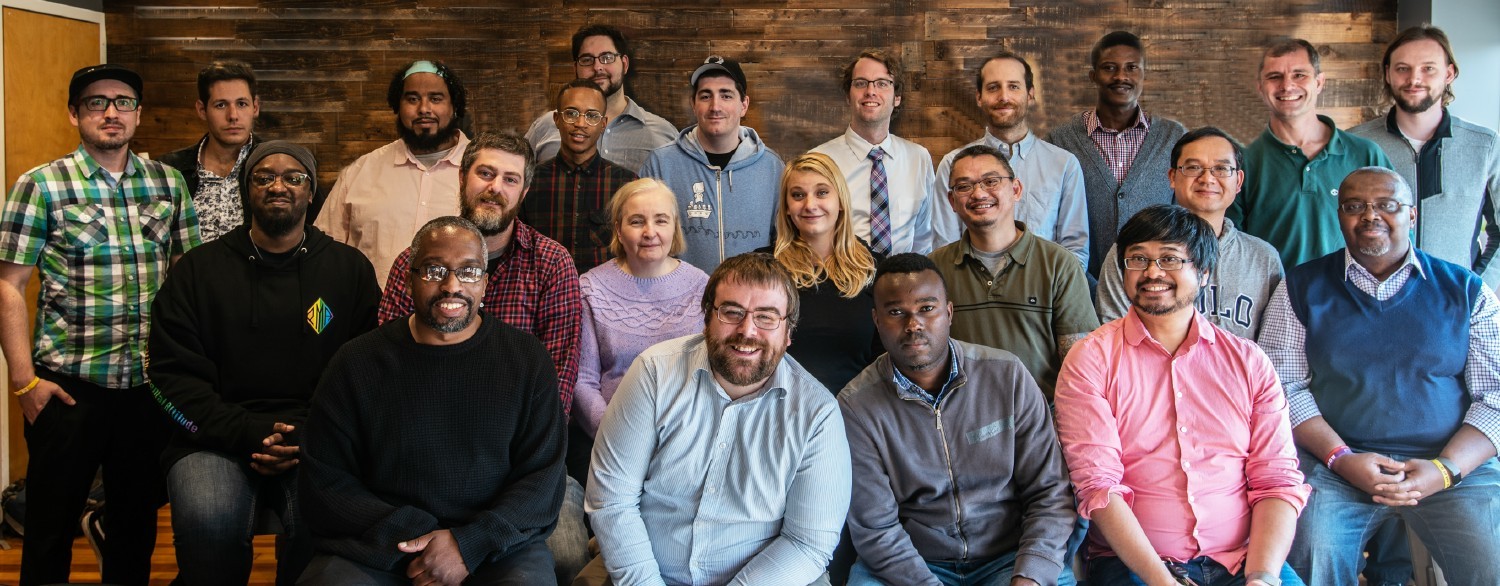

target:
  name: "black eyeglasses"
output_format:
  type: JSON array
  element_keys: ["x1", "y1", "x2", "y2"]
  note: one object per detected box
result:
[
  {"x1": 412, "y1": 265, "x2": 486, "y2": 284},
  {"x1": 250, "y1": 172, "x2": 312, "y2": 189},
  {"x1": 1123, "y1": 256, "x2": 1194, "y2": 271},
  {"x1": 79, "y1": 96, "x2": 139, "y2": 112},
  {"x1": 950, "y1": 176, "x2": 1013, "y2": 197},
  {"x1": 558, "y1": 108, "x2": 605, "y2": 127},
  {"x1": 712, "y1": 304, "x2": 786, "y2": 330},
  {"x1": 1338, "y1": 200, "x2": 1412, "y2": 216},
  {"x1": 1175, "y1": 164, "x2": 1238, "y2": 178},
  {"x1": 576, "y1": 52, "x2": 619, "y2": 67},
  {"x1": 851, "y1": 78, "x2": 895, "y2": 91}
]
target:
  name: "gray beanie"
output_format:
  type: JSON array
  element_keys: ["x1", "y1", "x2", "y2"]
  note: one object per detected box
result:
[{"x1": 239, "y1": 140, "x2": 318, "y2": 202}]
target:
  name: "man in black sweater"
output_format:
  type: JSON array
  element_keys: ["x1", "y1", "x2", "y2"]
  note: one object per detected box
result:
[
  {"x1": 299, "y1": 216, "x2": 566, "y2": 585},
  {"x1": 149, "y1": 140, "x2": 381, "y2": 585}
]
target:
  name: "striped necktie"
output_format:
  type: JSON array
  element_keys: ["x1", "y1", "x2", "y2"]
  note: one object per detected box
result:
[{"x1": 868, "y1": 146, "x2": 892, "y2": 255}]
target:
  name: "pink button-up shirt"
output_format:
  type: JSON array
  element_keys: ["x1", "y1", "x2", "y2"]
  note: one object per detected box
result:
[{"x1": 1055, "y1": 308, "x2": 1309, "y2": 573}]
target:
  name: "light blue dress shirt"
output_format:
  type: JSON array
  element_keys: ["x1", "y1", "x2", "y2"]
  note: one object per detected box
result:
[
  {"x1": 586, "y1": 333, "x2": 852, "y2": 586},
  {"x1": 933, "y1": 131, "x2": 1090, "y2": 267}
]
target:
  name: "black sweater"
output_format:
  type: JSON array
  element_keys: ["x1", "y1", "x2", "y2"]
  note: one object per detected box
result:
[
  {"x1": 299, "y1": 316, "x2": 566, "y2": 571},
  {"x1": 148, "y1": 225, "x2": 380, "y2": 470}
]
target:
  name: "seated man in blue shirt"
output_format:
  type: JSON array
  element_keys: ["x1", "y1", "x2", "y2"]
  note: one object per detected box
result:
[{"x1": 579, "y1": 252, "x2": 851, "y2": 586}]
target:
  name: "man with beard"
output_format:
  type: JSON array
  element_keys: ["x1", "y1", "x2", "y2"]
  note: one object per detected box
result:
[
  {"x1": 840, "y1": 253, "x2": 1075, "y2": 586},
  {"x1": 1049, "y1": 31, "x2": 1185, "y2": 279},
  {"x1": 1097, "y1": 128, "x2": 1285, "y2": 340},
  {"x1": 578, "y1": 253, "x2": 851, "y2": 586},
  {"x1": 1351, "y1": 25, "x2": 1500, "y2": 289},
  {"x1": 376, "y1": 132, "x2": 586, "y2": 582},
  {"x1": 1228, "y1": 40, "x2": 1390, "y2": 270},
  {"x1": 315, "y1": 59, "x2": 470, "y2": 288},
  {"x1": 521, "y1": 79, "x2": 639, "y2": 274},
  {"x1": 525, "y1": 24, "x2": 677, "y2": 173},
  {"x1": 0, "y1": 64, "x2": 200, "y2": 586},
  {"x1": 1258, "y1": 168, "x2": 1500, "y2": 585},
  {"x1": 148, "y1": 141, "x2": 380, "y2": 584},
  {"x1": 811, "y1": 48, "x2": 936, "y2": 255},
  {"x1": 299, "y1": 216, "x2": 566, "y2": 585},
  {"x1": 934, "y1": 51, "x2": 1087, "y2": 263},
  {"x1": 1055, "y1": 205, "x2": 1308, "y2": 586},
  {"x1": 929, "y1": 145, "x2": 1097, "y2": 399},
  {"x1": 159, "y1": 60, "x2": 262, "y2": 242}
]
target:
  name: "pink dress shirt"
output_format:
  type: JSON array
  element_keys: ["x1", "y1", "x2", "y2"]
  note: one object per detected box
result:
[{"x1": 1054, "y1": 308, "x2": 1310, "y2": 573}]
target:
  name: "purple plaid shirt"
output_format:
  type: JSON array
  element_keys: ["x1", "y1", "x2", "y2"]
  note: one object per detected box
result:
[{"x1": 1084, "y1": 109, "x2": 1152, "y2": 184}]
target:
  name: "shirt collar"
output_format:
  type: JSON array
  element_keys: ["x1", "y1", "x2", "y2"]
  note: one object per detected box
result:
[
  {"x1": 957, "y1": 223, "x2": 1035, "y2": 267},
  {"x1": 1122, "y1": 305, "x2": 1217, "y2": 352},
  {"x1": 889, "y1": 340, "x2": 963, "y2": 403},
  {"x1": 982, "y1": 129, "x2": 1037, "y2": 161},
  {"x1": 842, "y1": 126, "x2": 896, "y2": 160},
  {"x1": 392, "y1": 132, "x2": 470, "y2": 169},
  {"x1": 72, "y1": 145, "x2": 140, "y2": 180},
  {"x1": 1342, "y1": 247, "x2": 1425, "y2": 282},
  {"x1": 616, "y1": 97, "x2": 648, "y2": 126},
  {"x1": 1383, "y1": 106, "x2": 1453, "y2": 140},
  {"x1": 1085, "y1": 108, "x2": 1151, "y2": 134},
  {"x1": 1261, "y1": 115, "x2": 1347, "y2": 158},
  {"x1": 557, "y1": 153, "x2": 603, "y2": 175},
  {"x1": 691, "y1": 337, "x2": 793, "y2": 403},
  {"x1": 193, "y1": 134, "x2": 255, "y2": 178}
]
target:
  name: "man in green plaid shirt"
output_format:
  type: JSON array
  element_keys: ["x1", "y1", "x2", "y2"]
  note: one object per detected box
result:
[{"x1": 0, "y1": 64, "x2": 199, "y2": 586}]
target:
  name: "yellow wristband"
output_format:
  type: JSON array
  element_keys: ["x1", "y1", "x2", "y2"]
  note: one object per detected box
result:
[
  {"x1": 13, "y1": 376, "x2": 40, "y2": 397},
  {"x1": 1431, "y1": 459, "x2": 1453, "y2": 489}
]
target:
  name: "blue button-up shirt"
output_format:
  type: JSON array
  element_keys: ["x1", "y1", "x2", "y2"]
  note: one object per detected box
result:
[{"x1": 587, "y1": 333, "x2": 852, "y2": 585}]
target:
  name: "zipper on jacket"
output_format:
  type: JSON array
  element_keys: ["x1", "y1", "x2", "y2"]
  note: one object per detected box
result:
[
  {"x1": 715, "y1": 168, "x2": 726, "y2": 263},
  {"x1": 934, "y1": 406, "x2": 970, "y2": 561}
]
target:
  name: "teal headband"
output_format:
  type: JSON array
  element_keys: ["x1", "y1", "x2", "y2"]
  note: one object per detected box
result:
[{"x1": 404, "y1": 60, "x2": 443, "y2": 79}]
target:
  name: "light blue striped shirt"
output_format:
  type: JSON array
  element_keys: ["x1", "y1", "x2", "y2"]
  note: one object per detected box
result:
[{"x1": 587, "y1": 333, "x2": 851, "y2": 586}]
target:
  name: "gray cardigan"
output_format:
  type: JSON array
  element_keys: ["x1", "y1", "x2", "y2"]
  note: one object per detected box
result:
[
  {"x1": 1049, "y1": 112, "x2": 1186, "y2": 277},
  {"x1": 1350, "y1": 109, "x2": 1500, "y2": 288}
]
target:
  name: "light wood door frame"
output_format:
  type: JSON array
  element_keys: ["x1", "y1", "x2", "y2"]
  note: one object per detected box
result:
[{"x1": 0, "y1": 0, "x2": 105, "y2": 489}]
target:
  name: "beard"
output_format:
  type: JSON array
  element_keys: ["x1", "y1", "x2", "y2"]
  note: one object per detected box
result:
[
  {"x1": 1395, "y1": 89, "x2": 1441, "y2": 114},
  {"x1": 250, "y1": 195, "x2": 308, "y2": 237},
  {"x1": 397, "y1": 115, "x2": 461, "y2": 153},
  {"x1": 460, "y1": 190, "x2": 519, "y2": 236},
  {"x1": 707, "y1": 332, "x2": 782, "y2": 387},
  {"x1": 1355, "y1": 220, "x2": 1394, "y2": 257},
  {"x1": 1131, "y1": 278, "x2": 1196, "y2": 316},
  {"x1": 418, "y1": 291, "x2": 477, "y2": 334}
]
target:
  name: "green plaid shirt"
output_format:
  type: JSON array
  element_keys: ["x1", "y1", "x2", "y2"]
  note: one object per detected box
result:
[{"x1": 0, "y1": 146, "x2": 200, "y2": 388}]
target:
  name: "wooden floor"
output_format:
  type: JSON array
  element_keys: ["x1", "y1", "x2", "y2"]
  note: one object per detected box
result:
[{"x1": 0, "y1": 506, "x2": 279, "y2": 585}]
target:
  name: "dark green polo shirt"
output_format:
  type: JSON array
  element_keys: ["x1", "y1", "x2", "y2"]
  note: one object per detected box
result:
[{"x1": 929, "y1": 224, "x2": 1099, "y2": 398}]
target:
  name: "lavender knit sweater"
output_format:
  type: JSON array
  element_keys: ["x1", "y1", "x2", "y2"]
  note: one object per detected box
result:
[{"x1": 575, "y1": 259, "x2": 709, "y2": 435}]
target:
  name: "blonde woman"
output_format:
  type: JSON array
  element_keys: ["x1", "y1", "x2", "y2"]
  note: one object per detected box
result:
[{"x1": 757, "y1": 152, "x2": 882, "y2": 393}]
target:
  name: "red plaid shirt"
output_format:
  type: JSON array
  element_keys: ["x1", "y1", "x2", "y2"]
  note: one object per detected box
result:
[
  {"x1": 379, "y1": 220, "x2": 582, "y2": 420},
  {"x1": 1084, "y1": 109, "x2": 1152, "y2": 184},
  {"x1": 519, "y1": 154, "x2": 638, "y2": 275}
]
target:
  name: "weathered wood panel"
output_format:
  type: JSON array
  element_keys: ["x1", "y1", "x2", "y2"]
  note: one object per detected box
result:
[{"x1": 106, "y1": 0, "x2": 1397, "y2": 177}]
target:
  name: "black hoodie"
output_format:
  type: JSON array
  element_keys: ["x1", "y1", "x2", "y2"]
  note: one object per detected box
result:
[{"x1": 148, "y1": 224, "x2": 380, "y2": 470}]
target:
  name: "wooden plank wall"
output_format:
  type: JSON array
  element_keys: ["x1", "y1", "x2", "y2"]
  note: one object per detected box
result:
[{"x1": 104, "y1": 0, "x2": 1397, "y2": 189}]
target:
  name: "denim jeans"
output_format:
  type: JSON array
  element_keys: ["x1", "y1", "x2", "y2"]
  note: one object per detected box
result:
[
  {"x1": 1289, "y1": 454, "x2": 1500, "y2": 586},
  {"x1": 167, "y1": 449, "x2": 312, "y2": 585},
  {"x1": 1087, "y1": 556, "x2": 1304, "y2": 586},
  {"x1": 547, "y1": 475, "x2": 590, "y2": 584},
  {"x1": 848, "y1": 549, "x2": 1077, "y2": 586},
  {"x1": 297, "y1": 540, "x2": 553, "y2": 586}
]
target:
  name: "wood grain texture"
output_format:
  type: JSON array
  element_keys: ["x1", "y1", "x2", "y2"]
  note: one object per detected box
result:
[{"x1": 105, "y1": 0, "x2": 1397, "y2": 175}]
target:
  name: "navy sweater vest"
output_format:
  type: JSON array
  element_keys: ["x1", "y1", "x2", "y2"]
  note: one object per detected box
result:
[{"x1": 1286, "y1": 250, "x2": 1480, "y2": 457}]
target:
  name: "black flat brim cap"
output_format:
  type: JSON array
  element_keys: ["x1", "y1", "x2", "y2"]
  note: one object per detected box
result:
[{"x1": 69, "y1": 64, "x2": 144, "y2": 104}]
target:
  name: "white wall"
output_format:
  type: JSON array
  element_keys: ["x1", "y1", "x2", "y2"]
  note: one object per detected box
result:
[{"x1": 1433, "y1": 0, "x2": 1500, "y2": 130}]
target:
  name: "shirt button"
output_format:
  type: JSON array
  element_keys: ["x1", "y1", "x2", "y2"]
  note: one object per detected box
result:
[
  {"x1": 706, "y1": 487, "x2": 716, "y2": 494},
  {"x1": 1182, "y1": 461, "x2": 1191, "y2": 470},
  {"x1": 1175, "y1": 392, "x2": 1183, "y2": 398},
  {"x1": 1188, "y1": 495, "x2": 1196, "y2": 504},
  {"x1": 1179, "y1": 426, "x2": 1187, "y2": 433},
  {"x1": 718, "y1": 443, "x2": 727, "y2": 449}
]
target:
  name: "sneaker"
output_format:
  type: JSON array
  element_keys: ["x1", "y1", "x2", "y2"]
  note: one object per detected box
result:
[{"x1": 81, "y1": 507, "x2": 106, "y2": 573}]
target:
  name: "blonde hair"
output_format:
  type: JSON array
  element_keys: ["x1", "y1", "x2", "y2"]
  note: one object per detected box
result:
[
  {"x1": 772, "y1": 152, "x2": 876, "y2": 298},
  {"x1": 607, "y1": 178, "x2": 687, "y2": 259}
]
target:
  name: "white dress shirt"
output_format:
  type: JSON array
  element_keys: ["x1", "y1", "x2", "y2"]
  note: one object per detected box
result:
[{"x1": 812, "y1": 127, "x2": 936, "y2": 254}]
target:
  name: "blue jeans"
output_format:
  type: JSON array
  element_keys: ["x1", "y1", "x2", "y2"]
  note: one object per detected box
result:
[
  {"x1": 1290, "y1": 454, "x2": 1500, "y2": 586},
  {"x1": 848, "y1": 550, "x2": 1077, "y2": 586},
  {"x1": 547, "y1": 475, "x2": 589, "y2": 584},
  {"x1": 1087, "y1": 556, "x2": 1303, "y2": 586},
  {"x1": 168, "y1": 450, "x2": 312, "y2": 585}
]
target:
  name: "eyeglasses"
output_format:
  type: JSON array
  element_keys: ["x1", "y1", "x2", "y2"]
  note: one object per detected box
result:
[
  {"x1": 1338, "y1": 200, "x2": 1412, "y2": 215},
  {"x1": 712, "y1": 304, "x2": 786, "y2": 330},
  {"x1": 250, "y1": 171, "x2": 312, "y2": 189},
  {"x1": 1123, "y1": 256, "x2": 1194, "y2": 271},
  {"x1": 576, "y1": 52, "x2": 619, "y2": 67},
  {"x1": 411, "y1": 264, "x2": 486, "y2": 284},
  {"x1": 851, "y1": 78, "x2": 895, "y2": 91},
  {"x1": 949, "y1": 176, "x2": 1013, "y2": 197},
  {"x1": 558, "y1": 108, "x2": 605, "y2": 127},
  {"x1": 1176, "y1": 164, "x2": 1238, "y2": 178},
  {"x1": 79, "y1": 96, "x2": 139, "y2": 112}
]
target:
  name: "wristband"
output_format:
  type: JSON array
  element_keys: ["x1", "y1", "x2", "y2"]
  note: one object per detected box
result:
[
  {"x1": 1324, "y1": 445, "x2": 1352, "y2": 469},
  {"x1": 12, "y1": 376, "x2": 40, "y2": 397},
  {"x1": 1435, "y1": 456, "x2": 1464, "y2": 485},
  {"x1": 1245, "y1": 570, "x2": 1281, "y2": 586}
]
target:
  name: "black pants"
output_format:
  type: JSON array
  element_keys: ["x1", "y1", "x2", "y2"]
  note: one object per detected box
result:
[
  {"x1": 20, "y1": 368, "x2": 171, "y2": 586},
  {"x1": 297, "y1": 540, "x2": 554, "y2": 585}
]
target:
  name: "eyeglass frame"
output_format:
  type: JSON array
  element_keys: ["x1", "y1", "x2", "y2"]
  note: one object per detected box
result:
[
  {"x1": 557, "y1": 108, "x2": 606, "y2": 127},
  {"x1": 77, "y1": 95, "x2": 140, "y2": 112},
  {"x1": 949, "y1": 175, "x2": 1015, "y2": 197},
  {"x1": 1337, "y1": 200, "x2": 1413, "y2": 216},
  {"x1": 1122, "y1": 255, "x2": 1195, "y2": 272},
  {"x1": 1174, "y1": 164, "x2": 1239, "y2": 179},
  {"x1": 249, "y1": 171, "x2": 313, "y2": 189},
  {"x1": 711, "y1": 304, "x2": 788, "y2": 330},
  {"x1": 410, "y1": 264, "x2": 487, "y2": 284},
  {"x1": 851, "y1": 78, "x2": 896, "y2": 91},
  {"x1": 576, "y1": 52, "x2": 619, "y2": 68}
]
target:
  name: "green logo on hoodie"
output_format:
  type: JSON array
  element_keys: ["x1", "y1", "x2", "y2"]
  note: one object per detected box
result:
[{"x1": 307, "y1": 298, "x2": 333, "y2": 334}]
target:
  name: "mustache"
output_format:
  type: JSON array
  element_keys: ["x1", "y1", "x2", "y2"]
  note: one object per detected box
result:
[
  {"x1": 724, "y1": 333, "x2": 768, "y2": 351},
  {"x1": 429, "y1": 291, "x2": 474, "y2": 306}
]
